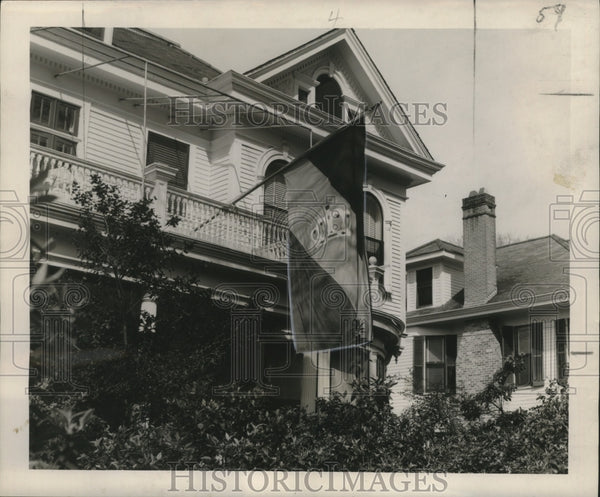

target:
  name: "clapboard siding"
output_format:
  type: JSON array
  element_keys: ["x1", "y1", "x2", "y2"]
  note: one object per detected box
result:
[
  {"x1": 406, "y1": 270, "x2": 417, "y2": 312},
  {"x1": 388, "y1": 334, "x2": 414, "y2": 413},
  {"x1": 210, "y1": 165, "x2": 232, "y2": 202},
  {"x1": 382, "y1": 196, "x2": 404, "y2": 320},
  {"x1": 432, "y1": 263, "x2": 443, "y2": 306},
  {"x1": 86, "y1": 107, "x2": 144, "y2": 175},
  {"x1": 238, "y1": 143, "x2": 263, "y2": 210},
  {"x1": 189, "y1": 146, "x2": 211, "y2": 197},
  {"x1": 449, "y1": 266, "x2": 464, "y2": 299}
]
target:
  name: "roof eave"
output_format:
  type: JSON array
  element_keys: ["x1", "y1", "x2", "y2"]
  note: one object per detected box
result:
[{"x1": 407, "y1": 293, "x2": 569, "y2": 326}]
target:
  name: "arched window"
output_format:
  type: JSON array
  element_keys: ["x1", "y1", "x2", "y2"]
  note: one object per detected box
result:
[
  {"x1": 364, "y1": 193, "x2": 384, "y2": 265},
  {"x1": 315, "y1": 74, "x2": 343, "y2": 119},
  {"x1": 263, "y1": 160, "x2": 288, "y2": 225}
]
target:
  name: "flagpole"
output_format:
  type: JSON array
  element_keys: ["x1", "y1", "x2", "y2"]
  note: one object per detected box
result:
[
  {"x1": 194, "y1": 102, "x2": 380, "y2": 232},
  {"x1": 228, "y1": 103, "x2": 378, "y2": 207}
]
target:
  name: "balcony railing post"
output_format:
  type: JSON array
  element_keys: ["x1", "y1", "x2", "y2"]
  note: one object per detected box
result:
[
  {"x1": 30, "y1": 148, "x2": 291, "y2": 262},
  {"x1": 144, "y1": 162, "x2": 178, "y2": 226}
]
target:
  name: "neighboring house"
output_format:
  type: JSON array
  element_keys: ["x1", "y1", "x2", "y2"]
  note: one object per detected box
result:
[
  {"x1": 29, "y1": 28, "x2": 444, "y2": 408},
  {"x1": 389, "y1": 189, "x2": 570, "y2": 412}
]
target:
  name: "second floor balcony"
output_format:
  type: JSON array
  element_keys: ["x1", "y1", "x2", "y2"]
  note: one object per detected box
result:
[{"x1": 30, "y1": 146, "x2": 288, "y2": 262}]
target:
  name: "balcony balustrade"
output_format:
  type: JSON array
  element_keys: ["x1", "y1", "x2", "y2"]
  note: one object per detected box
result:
[{"x1": 30, "y1": 147, "x2": 288, "y2": 261}]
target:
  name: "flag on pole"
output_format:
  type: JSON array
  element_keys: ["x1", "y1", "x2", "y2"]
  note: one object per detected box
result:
[{"x1": 284, "y1": 122, "x2": 371, "y2": 353}]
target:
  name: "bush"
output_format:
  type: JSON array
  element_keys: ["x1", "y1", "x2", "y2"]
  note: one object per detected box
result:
[{"x1": 30, "y1": 372, "x2": 568, "y2": 473}]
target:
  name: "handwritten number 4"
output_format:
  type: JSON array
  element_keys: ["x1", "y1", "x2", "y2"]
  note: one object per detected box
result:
[{"x1": 329, "y1": 9, "x2": 342, "y2": 25}]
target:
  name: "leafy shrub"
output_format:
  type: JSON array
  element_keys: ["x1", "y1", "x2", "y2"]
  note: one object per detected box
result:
[{"x1": 30, "y1": 372, "x2": 568, "y2": 473}]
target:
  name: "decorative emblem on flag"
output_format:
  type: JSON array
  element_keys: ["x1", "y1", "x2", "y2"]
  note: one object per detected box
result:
[{"x1": 282, "y1": 122, "x2": 372, "y2": 353}]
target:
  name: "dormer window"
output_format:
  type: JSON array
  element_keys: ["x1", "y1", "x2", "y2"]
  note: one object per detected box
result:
[
  {"x1": 416, "y1": 267, "x2": 433, "y2": 307},
  {"x1": 315, "y1": 75, "x2": 342, "y2": 119}
]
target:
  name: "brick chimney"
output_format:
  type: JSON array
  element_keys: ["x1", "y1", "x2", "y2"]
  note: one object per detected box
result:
[{"x1": 462, "y1": 188, "x2": 497, "y2": 306}]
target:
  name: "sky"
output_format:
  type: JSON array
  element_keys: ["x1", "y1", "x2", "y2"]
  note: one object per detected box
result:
[{"x1": 153, "y1": 25, "x2": 585, "y2": 250}]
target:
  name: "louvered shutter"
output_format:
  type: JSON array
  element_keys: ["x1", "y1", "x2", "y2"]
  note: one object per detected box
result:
[
  {"x1": 531, "y1": 322, "x2": 544, "y2": 386},
  {"x1": 556, "y1": 319, "x2": 568, "y2": 380},
  {"x1": 263, "y1": 160, "x2": 288, "y2": 226},
  {"x1": 445, "y1": 335, "x2": 457, "y2": 394},
  {"x1": 501, "y1": 326, "x2": 515, "y2": 385},
  {"x1": 147, "y1": 132, "x2": 189, "y2": 190},
  {"x1": 516, "y1": 327, "x2": 531, "y2": 386},
  {"x1": 413, "y1": 336, "x2": 424, "y2": 394},
  {"x1": 364, "y1": 194, "x2": 383, "y2": 264}
]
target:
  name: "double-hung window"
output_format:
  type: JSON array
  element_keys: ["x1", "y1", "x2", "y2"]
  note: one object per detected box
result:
[
  {"x1": 416, "y1": 267, "x2": 433, "y2": 307},
  {"x1": 502, "y1": 323, "x2": 544, "y2": 387},
  {"x1": 413, "y1": 335, "x2": 456, "y2": 394},
  {"x1": 30, "y1": 91, "x2": 80, "y2": 156}
]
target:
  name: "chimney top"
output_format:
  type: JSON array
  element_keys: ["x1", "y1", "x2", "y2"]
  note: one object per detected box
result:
[
  {"x1": 462, "y1": 189, "x2": 496, "y2": 215},
  {"x1": 462, "y1": 188, "x2": 497, "y2": 306}
]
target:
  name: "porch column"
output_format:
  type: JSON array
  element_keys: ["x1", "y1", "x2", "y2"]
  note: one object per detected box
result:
[
  {"x1": 300, "y1": 350, "x2": 331, "y2": 411},
  {"x1": 139, "y1": 293, "x2": 157, "y2": 333},
  {"x1": 145, "y1": 162, "x2": 178, "y2": 226}
]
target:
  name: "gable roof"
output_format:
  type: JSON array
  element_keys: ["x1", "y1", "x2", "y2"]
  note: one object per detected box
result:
[
  {"x1": 406, "y1": 238, "x2": 464, "y2": 258},
  {"x1": 245, "y1": 28, "x2": 434, "y2": 160},
  {"x1": 407, "y1": 235, "x2": 570, "y2": 321},
  {"x1": 245, "y1": 29, "x2": 339, "y2": 78},
  {"x1": 111, "y1": 28, "x2": 222, "y2": 82}
]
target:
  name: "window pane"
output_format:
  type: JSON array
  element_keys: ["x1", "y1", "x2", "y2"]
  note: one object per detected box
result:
[
  {"x1": 30, "y1": 129, "x2": 50, "y2": 147},
  {"x1": 315, "y1": 75, "x2": 343, "y2": 119},
  {"x1": 31, "y1": 93, "x2": 52, "y2": 125},
  {"x1": 426, "y1": 364, "x2": 444, "y2": 392},
  {"x1": 518, "y1": 327, "x2": 531, "y2": 354},
  {"x1": 53, "y1": 137, "x2": 76, "y2": 156},
  {"x1": 56, "y1": 103, "x2": 78, "y2": 135},
  {"x1": 416, "y1": 267, "x2": 433, "y2": 307},
  {"x1": 426, "y1": 336, "x2": 444, "y2": 363}
]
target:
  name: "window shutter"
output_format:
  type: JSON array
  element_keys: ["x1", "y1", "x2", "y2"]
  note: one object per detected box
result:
[
  {"x1": 501, "y1": 326, "x2": 514, "y2": 357},
  {"x1": 364, "y1": 195, "x2": 383, "y2": 240},
  {"x1": 516, "y1": 327, "x2": 531, "y2": 386},
  {"x1": 364, "y1": 194, "x2": 384, "y2": 264},
  {"x1": 264, "y1": 175, "x2": 287, "y2": 211},
  {"x1": 556, "y1": 319, "x2": 569, "y2": 380},
  {"x1": 531, "y1": 322, "x2": 544, "y2": 386},
  {"x1": 413, "y1": 336, "x2": 424, "y2": 394},
  {"x1": 501, "y1": 326, "x2": 515, "y2": 385},
  {"x1": 147, "y1": 132, "x2": 189, "y2": 190},
  {"x1": 445, "y1": 335, "x2": 457, "y2": 394}
]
